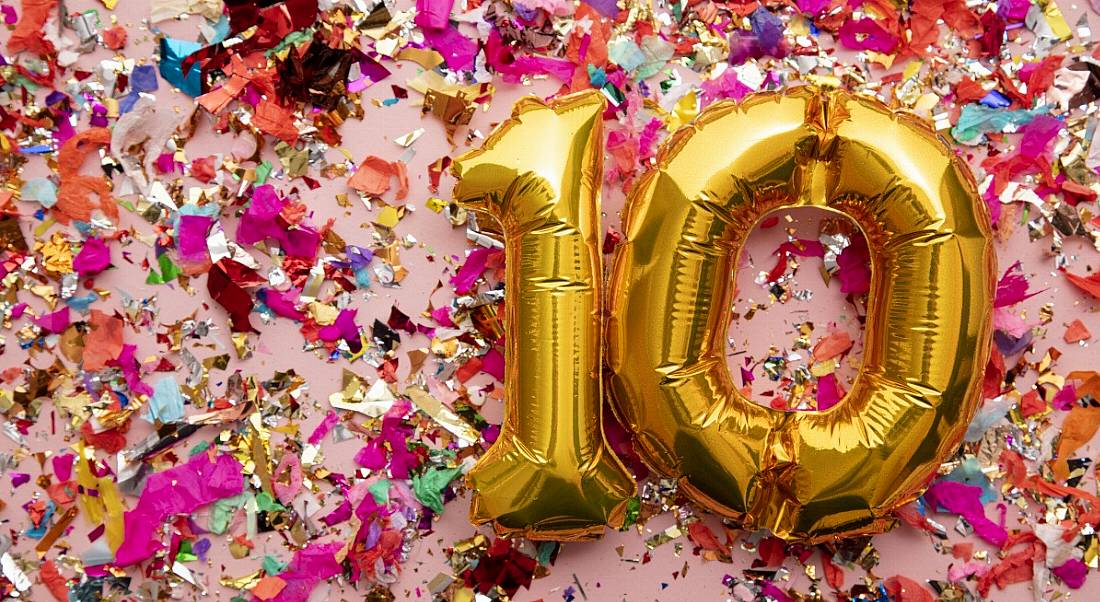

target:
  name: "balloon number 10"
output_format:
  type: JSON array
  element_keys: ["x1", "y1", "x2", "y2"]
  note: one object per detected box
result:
[{"x1": 451, "y1": 87, "x2": 995, "y2": 543}]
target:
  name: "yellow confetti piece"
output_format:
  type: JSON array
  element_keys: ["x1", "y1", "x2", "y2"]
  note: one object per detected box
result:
[
  {"x1": 810, "y1": 358, "x2": 837, "y2": 378},
  {"x1": 902, "y1": 60, "x2": 923, "y2": 82},
  {"x1": 396, "y1": 47, "x2": 445, "y2": 69},
  {"x1": 374, "y1": 206, "x2": 401, "y2": 229},
  {"x1": 787, "y1": 15, "x2": 809, "y2": 37},
  {"x1": 865, "y1": 51, "x2": 895, "y2": 70},
  {"x1": 666, "y1": 90, "x2": 698, "y2": 132},
  {"x1": 39, "y1": 233, "x2": 74, "y2": 275},
  {"x1": 426, "y1": 197, "x2": 447, "y2": 213},
  {"x1": 33, "y1": 217, "x2": 56, "y2": 239},
  {"x1": 308, "y1": 302, "x2": 339, "y2": 325},
  {"x1": 346, "y1": 333, "x2": 371, "y2": 362},
  {"x1": 74, "y1": 442, "x2": 125, "y2": 552},
  {"x1": 1043, "y1": 0, "x2": 1072, "y2": 41},
  {"x1": 404, "y1": 386, "x2": 480, "y2": 444},
  {"x1": 406, "y1": 71, "x2": 487, "y2": 99},
  {"x1": 333, "y1": 146, "x2": 356, "y2": 162},
  {"x1": 232, "y1": 332, "x2": 253, "y2": 360},
  {"x1": 914, "y1": 93, "x2": 940, "y2": 114}
]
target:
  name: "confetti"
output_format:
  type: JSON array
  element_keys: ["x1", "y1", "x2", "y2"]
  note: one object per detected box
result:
[{"x1": 2, "y1": 0, "x2": 1100, "y2": 600}]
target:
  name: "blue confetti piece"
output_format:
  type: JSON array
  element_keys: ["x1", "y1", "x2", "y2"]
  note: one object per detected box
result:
[
  {"x1": 978, "y1": 90, "x2": 1011, "y2": 109},
  {"x1": 25, "y1": 501, "x2": 56, "y2": 539},
  {"x1": 159, "y1": 37, "x2": 203, "y2": 97}
]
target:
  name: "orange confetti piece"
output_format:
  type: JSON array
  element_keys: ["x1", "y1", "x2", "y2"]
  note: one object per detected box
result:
[
  {"x1": 348, "y1": 156, "x2": 409, "y2": 200},
  {"x1": 951, "y1": 542, "x2": 974, "y2": 559},
  {"x1": 102, "y1": 25, "x2": 127, "y2": 50},
  {"x1": 39, "y1": 559, "x2": 69, "y2": 602},
  {"x1": 6, "y1": 0, "x2": 57, "y2": 56},
  {"x1": 83, "y1": 310, "x2": 124, "y2": 371},
  {"x1": 251, "y1": 100, "x2": 299, "y2": 144},
  {"x1": 821, "y1": 553, "x2": 845, "y2": 590},
  {"x1": 1067, "y1": 370, "x2": 1100, "y2": 400},
  {"x1": 1064, "y1": 319, "x2": 1091, "y2": 343},
  {"x1": 812, "y1": 330, "x2": 853, "y2": 362},
  {"x1": 1064, "y1": 269, "x2": 1100, "y2": 298},
  {"x1": 1052, "y1": 404, "x2": 1100, "y2": 482},
  {"x1": 977, "y1": 534, "x2": 1042, "y2": 597},
  {"x1": 56, "y1": 128, "x2": 116, "y2": 224},
  {"x1": 251, "y1": 575, "x2": 287, "y2": 600}
]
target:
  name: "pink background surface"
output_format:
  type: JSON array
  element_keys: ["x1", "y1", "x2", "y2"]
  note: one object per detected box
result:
[{"x1": 3, "y1": 1, "x2": 1100, "y2": 600}]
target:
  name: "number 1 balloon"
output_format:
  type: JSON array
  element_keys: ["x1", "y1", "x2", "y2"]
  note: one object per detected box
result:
[
  {"x1": 451, "y1": 93, "x2": 636, "y2": 540},
  {"x1": 453, "y1": 86, "x2": 995, "y2": 543}
]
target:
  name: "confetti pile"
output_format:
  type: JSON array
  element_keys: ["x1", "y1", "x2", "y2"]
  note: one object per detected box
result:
[{"x1": 3, "y1": 0, "x2": 1100, "y2": 600}]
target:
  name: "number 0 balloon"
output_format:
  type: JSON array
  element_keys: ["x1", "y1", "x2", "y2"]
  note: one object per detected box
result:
[{"x1": 453, "y1": 86, "x2": 995, "y2": 543}]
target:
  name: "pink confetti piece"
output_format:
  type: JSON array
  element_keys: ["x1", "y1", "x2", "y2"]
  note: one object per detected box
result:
[
  {"x1": 816, "y1": 373, "x2": 842, "y2": 410},
  {"x1": 451, "y1": 247, "x2": 499, "y2": 294},
  {"x1": 34, "y1": 307, "x2": 70, "y2": 334},
  {"x1": 838, "y1": 19, "x2": 900, "y2": 54},
  {"x1": 414, "y1": 0, "x2": 455, "y2": 30},
  {"x1": 73, "y1": 237, "x2": 111, "y2": 276},
  {"x1": 177, "y1": 215, "x2": 213, "y2": 265},
  {"x1": 114, "y1": 453, "x2": 245, "y2": 566},
  {"x1": 994, "y1": 261, "x2": 1042, "y2": 307},
  {"x1": 308, "y1": 412, "x2": 340, "y2": 445},
  {"x1": 481, "y1": 348, "x2": 505, "y2": 381},
  {"x1": 924, "y1": 480, "x2": 1007, "y2": 547},
  {"x1": 1053, "y1": 558, "x2": 1088, "y2": 589},
  {"x1": 258, "y1": 542, "x2": 344, "y2": 602},
  {"x1": 272, "y1": 453, "x2": 303, "y2": 505},
  {"x1": 835, "y1": 237, "x2": 870, "y2": 295}
]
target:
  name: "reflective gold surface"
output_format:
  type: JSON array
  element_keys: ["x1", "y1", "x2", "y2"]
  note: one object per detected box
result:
[
  {"x1": 452, "y1": 91, "x2": 635, "y2": 540},
  {"x1": 606, "y1": 87, "x2": 996, "y2": 542}
]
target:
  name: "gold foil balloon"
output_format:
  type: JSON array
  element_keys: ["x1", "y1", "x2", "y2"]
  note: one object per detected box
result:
[
  {"x1": 453, "y1": 86, "x2": 994, "y2": 543},
  {"x1": 452, "y1": 91, "x2": 636, "y2": 540},
  {"x1": 606, "y1": 87, "x2": 996, "y2": 542}
]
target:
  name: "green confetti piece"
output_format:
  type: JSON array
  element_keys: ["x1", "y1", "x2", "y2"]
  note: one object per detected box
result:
[
  {"x1": 255, "y1": 160, "x2": 274, "y2": 185},
  {"x1": 188, "y1": 440, "x2": 210, "y2": 456},
  {"x1": 255, "y1": 491, "x2": 286, "y2": 513},
  {"x1": 210, "y1": 493, "x2": 251, "y2": 535},
  {"x1": 608, "y1": 38, "x2": 644, "y2": 72},
  {"x1": 262, "y1": 555, "x2": 288, "y2": 576},
  {"x1": 158, "y1": 252, "x2": 182, "y2": 280},
  {"x1": 950, "y1": 104, "x2": 1050, "y2": 144},
  {"x1": 175, "y1": 539, "x2": 197, "y2": 562},
  {"x1": 267, "y1": 28, "x2": 314, "y2": 57},
  {"x1": 411, "y1": 466, "x2": 463, "y2": 514},
  {"x1": 620, "y1": 497, "x2": 641, "y2": 530},
  {"x1": 368, "y1": 479, "x2": 390, "y2": 504},
  {"x1": 146, "y1": 252, "x2": 182, "y2": 284},
  {"x1": 602, "y1": 83, "x2": 626, "y2": 106},
  {"x1": 536, "y1": 542, "x2": 558, "y2": 567}
]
